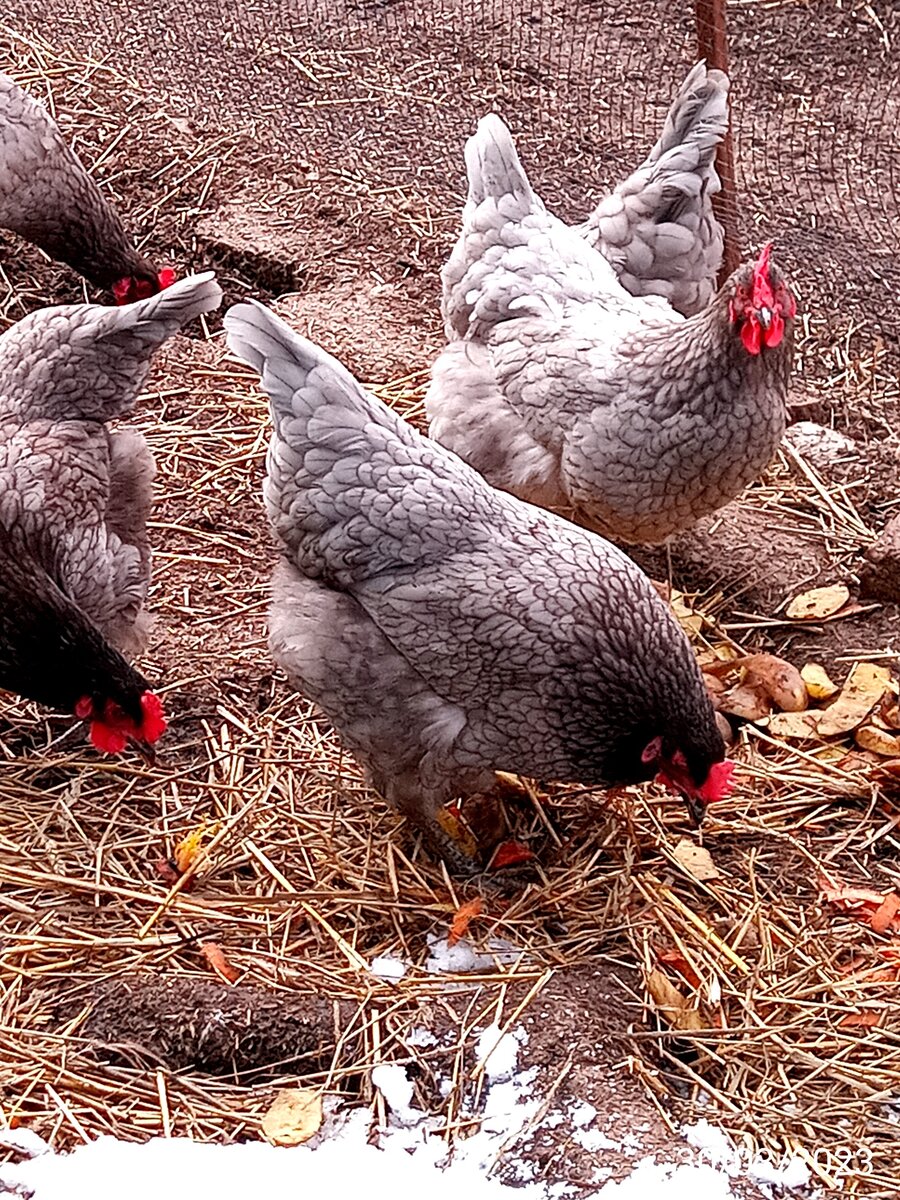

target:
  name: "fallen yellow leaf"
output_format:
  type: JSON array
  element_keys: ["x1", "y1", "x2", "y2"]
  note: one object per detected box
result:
[
  {"x1": 786, "y1": 584, "x2": 850, "y2": 620},
  {"x1": 173, "y1": 822, "x2": 217, "y2": 875},
  {"x1": 855, "y1": 726, "x2": 900, "y2": 758},
  {"x1": 767, "y1": 711, "x2": 821, "y2": 740},
  {"x1": 646, "y1": 969, "x2": 707, "y2": 1032},
  {"x1": 817, "y1": 663, "x2": 893, "y2": 738},
  {"x1": 672, "y1": 838, "x2": 721, "y2": 882},
  {"x1": 262, "y1": 1088, "x2": 323, "y2": 1147},
  {"x1": 671, "y1": 595, "x2": 704, "y2": 638},
  {"x1": 801, "y1": 663, "x2": 839, "y2": 702}
]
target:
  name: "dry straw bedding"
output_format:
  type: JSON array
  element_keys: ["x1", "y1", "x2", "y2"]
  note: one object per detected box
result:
[{"x1": 0, "y1": 21, "x2": 899, "y2": 1199}]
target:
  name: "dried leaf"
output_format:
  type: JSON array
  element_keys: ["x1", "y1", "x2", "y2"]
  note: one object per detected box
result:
[
  {"x1": 818, "y1": 873, "x2": 888, "y2": 911},
  {"x1": 817, "y1": 663, "x2": 893, "y2": 738},
  {"x1": 870, "y1": 893, "x2": 900, "y2": 935},
  {"x1": 669, "y1": 592, "x2": 704, "y2": 638},
  {"x1": 200, "y1": 942, "x2": 240, "y2": 984},
  {"x1": 801, "y1": 663, "x2": 839, "y2": 702},
  {"x1": 840, "y1": 1011, "x2": 883, "y2": 1028},
  {"x1": 879, "y1": 698, "x2": 900, "y2": 730},
  {"x1": 855, "y1": 725, "x2": 900, "y2": 758},
  {"x1": 488, "y1": 840, "x2": 533, "y2": 870},
  {"x1": 742, "y1": 654, "x2": 808, "y2": 712},
  {"x1": 658, "y1": 948, "x2": 702, "y2": 990},
  {"x1": 672, "y1": 838, "x2": 721, "y2": 882},
  {"x1": 173, "y1": 823, "x2": 214, "y2": 875},
  {"x1": 818, "y1": 875, "x2": 900, "y2": 932},
  {"x1": 720, "y1": 682, "x2": 771, "y2": 722},
  {"x1": 448, "y1": 898, "x2": 484, "y2": 947},
  {"x1": 436, "y1": 806, "x2": 478, "y2": 858},
  {"x1": 645, "y1": 969, "x2": 706, "y2": 1032},
  {"x1": 766, "y1": 711, "x2": 821, "y2": 740},
  {"x1": 786, "y1": 584, "x2": 850, "y2": 620},
  {"x1": 261, "y1": 1088, "x2": 323, "y2": 1147}
]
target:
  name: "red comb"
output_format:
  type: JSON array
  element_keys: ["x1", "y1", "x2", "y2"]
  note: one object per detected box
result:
[
  {"x1": 751, "y1": 243, "x2": 777, "y2": 308},
  {"x1": 139, "y1": 691, "x2": 168, "y2": 742},
  {"x1": 157, "y1": 267, "x2": 177, "y2": 290},
  {"x1": 79, "y1": 691, "x2": 167, "y2": 755},
  {"x1": 699, "y1": 760, "x2": 736, "y2": 803}
]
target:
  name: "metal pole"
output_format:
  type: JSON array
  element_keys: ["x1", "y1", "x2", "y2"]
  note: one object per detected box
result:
[{"x1": 695, "y1": 0, "x2": 740, "y2": 281}]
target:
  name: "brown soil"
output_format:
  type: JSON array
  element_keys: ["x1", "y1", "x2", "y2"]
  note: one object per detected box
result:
[
  {"x1": 71, "y1": 975, "x2": 355, "y2": 1079},
  {"x1": 1, "y1": 1, "x2": 900, "y2": 1189}
]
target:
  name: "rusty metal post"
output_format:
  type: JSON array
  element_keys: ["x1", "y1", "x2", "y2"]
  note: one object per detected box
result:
[{"x1": 695, "y1": 0, "x2": 740, "y2": 281}]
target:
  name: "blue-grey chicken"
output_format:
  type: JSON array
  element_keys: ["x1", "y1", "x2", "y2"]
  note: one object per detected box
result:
[{"x1": 225, "y1": 300, "x2": 734, "y2": 875}]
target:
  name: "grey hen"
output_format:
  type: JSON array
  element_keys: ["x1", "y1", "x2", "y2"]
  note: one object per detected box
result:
[
  {"x1": 578, "y1": 60, "x2": 729, "y2": 316},
  {"x1": 0, "y1": 72, "x2": 172, "y2": 303},
  {"x1": 225, "y1": 300, "x2": 734, "y2": 876},
  {"x1": 0, "y1": 271, "x2": 222, "y2": 752},
  {"x1": 429, "y1": 115, "x2": 795, "y2": 546}
]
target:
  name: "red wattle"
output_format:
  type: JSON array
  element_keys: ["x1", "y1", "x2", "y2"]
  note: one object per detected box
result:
[
  {"x1": 90, "y1": 722, "x2": 129, "y2": 754},
  {"x1": 764, "y1": 312, "x2": 785, "y2": 348},
  {"x1": 139, "y1": 692, "x2": 168, "y2": 742},
  {"x1": 741, "y1": 319, "x2": 762, "y2": 356},
  {"x1": 700, "y1": 760, "x2": 736, "y2": 803}
]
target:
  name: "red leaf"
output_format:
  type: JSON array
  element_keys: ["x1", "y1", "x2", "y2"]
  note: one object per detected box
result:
[
  {"x1": 870, "y1": 893, "x2": 900, "y2": 934},
  {"x1": 200, "y1": 942, "x2": 240, "y2": 984},
  {"x1": 658, "y1": 948, "x2": 702, "y2": 990},
  {"x1": 448, "y1": 898, "x2": 484, "y2": 947},
  {"x1": 840, "y1": 1011, "x2": 882, "y2": 1028},
  {"x1": 488, "y1": 840, "x2": 533, "y2": 870}
]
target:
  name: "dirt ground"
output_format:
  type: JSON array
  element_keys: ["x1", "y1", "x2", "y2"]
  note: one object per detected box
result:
[{"x1": 2, "y1": 2, "x2": 900, "y2": 1196}]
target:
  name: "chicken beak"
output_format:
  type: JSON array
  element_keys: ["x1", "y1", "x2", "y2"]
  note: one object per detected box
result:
[
  {"x1": 683, "y1": 792, "x2": 707, "y2": 827},
  {"x1": 756, "y1": 305, "x2": 773, "y2": 331},
  {"x1": 135, "y1": 741, "x2": 158, "y2": 767}
]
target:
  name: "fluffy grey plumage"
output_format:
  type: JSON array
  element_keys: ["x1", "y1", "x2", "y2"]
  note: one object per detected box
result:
[
  {"x1": 225, "y1": 299, "x2": 729, "y2": 875},
  {"x1": 0, "y1": 72, "x2": 161, "y2": 297},
  {"x1": 0, "y1": 272, "x2": 222, "y2": 741},
  {"x1": 428, "y1": 115, "x2": 794, "y2": 546},
  {"x1": 577, "y1": 60, "x2": 729, "y2": 317}
]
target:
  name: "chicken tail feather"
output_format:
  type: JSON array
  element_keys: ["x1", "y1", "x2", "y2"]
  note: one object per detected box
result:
[
  {"x1": 464, "y1": 114, "x2": 537, "y2": 212},
  {"x1": 0, "y1": 271, "x2": 223, "y2": 424},
  {"x1": 579, "y1": 61, "x2": 729, "y2": 316}
]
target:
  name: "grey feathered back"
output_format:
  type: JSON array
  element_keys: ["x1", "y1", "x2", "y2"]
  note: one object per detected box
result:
[
  {"x1": 578, "y1": 61, "x2": 729, "y2": 315},
  {"x1": 0, "y1": 271, "x2": 223, "y2": 660},
  {"x1": 0, "y1": 72, "x2": 155, "y2": 289},
  {"x1": 226, "y1": 300, "x2": 725, "y2": 802},
  {"x1": 0, "y1": 271, "x2": 223, "y2": 423}
]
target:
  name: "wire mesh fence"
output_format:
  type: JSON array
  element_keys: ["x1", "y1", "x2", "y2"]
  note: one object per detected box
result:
[{"x1": 4, "y1": 0, "x2": 899, "y2": 354}]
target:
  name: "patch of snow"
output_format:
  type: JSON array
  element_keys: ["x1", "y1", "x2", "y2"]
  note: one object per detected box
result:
[
  {"x1": 683, "y1": 1120, "x2": 739, "y2": 1173},
  {"x1": 569, "y1": 1100, "x2": 598, "y2": 1128},
  {"x1": 0, "y1": 1131, "x2": 546, "y2": 1200},
  {"x1": 405, "y1": 1026, "x2": 438, "y2": 1048},
  {"x1": 425, "y1": 935, "x2": 526, "y2": 974},
  {"x1": 476, "y1": 1023, "x2": 523, "y2": 1082},
  {"x1": 573, "y1": 1128, "x2": 620, "y2": 1153},
  {"x1": 784, "y1": 421, "x2": 857, "y2": 469},
  {"x1": 372, "y1": 1064, "x2": 420, "y2": 1124},
  {"x1": 599, "y1": 1159, "x2": 735, "y2": 1198},
  {"x1": 0, "y1": 1127, "x2": 51, "y2": 1157},
  {"x1": 369, "y1": 954, "x2": 408, "y2": 981},
  {"x1": 748, "y1": 1151, "x2": 810, "y2": 1191}
]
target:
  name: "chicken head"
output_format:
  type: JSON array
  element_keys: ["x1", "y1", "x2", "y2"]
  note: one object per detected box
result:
[{"x1": 728, "y1": 242, "x2": 796, "y2": 355}]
